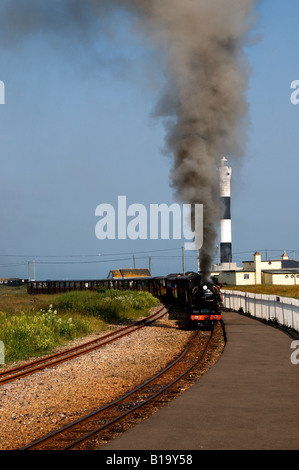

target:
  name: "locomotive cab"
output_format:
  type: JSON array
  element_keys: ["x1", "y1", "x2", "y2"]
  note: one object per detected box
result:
[{"x1": 190, "y1": 283, "x2": 222, "y2": 328}]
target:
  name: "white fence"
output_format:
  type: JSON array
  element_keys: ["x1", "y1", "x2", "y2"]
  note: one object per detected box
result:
[{"x1": 222, "y1": 290, "x2": 299, "y2": 333}]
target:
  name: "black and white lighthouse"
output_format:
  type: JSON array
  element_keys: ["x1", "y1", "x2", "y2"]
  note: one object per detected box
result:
[{"x1": 219, "y1": 156, "x2": 232, "y2": 264}]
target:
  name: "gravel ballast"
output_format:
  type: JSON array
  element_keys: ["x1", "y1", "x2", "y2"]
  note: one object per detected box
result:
[{"x1": 0, "y1": 306, "x2": 224, "y2": 450}]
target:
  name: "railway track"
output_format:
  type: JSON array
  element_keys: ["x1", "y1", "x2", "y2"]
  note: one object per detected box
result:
[
  {"x1": 0, "y1": 305, "x2": 168, "y2": 386},
  {"x1": 19, "y1": 326, "x2": 215, "y2": 450}
]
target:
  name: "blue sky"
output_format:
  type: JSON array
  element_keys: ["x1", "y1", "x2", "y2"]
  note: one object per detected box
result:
[{"x1": 0, "y1": 0, "x2": 298, "y2": 280}]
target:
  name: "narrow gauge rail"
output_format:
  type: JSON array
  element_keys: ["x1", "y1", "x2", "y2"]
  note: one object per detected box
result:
[
  {"x1": 0, "y1": 306, "x2": 168, "y2": 386},
  {"x1": 20, "y1": 328, "x2": 214, "y2": 450}
]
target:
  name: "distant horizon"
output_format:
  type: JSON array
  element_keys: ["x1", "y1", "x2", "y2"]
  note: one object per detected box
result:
[{"x1": 1, "y1": 246, "x2": 298, "y2": 282}]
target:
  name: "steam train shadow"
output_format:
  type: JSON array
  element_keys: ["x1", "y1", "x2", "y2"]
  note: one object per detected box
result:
[{"x1": 167, "y1": 305, "x2": 191, "y2": 331}]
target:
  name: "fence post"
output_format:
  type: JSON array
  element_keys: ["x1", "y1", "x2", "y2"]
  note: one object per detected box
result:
[{"x1": 291, "y1": 301, "x2": 294, "y2": 330}]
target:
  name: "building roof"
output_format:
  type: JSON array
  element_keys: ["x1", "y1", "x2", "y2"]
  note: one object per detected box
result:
[
  {"x1": 217, "y1": 270, "x2": 254, "y2": 274},
  {"x1": 281, "y1": 260, "x2": 299, "y2": 268},
  {"x1": 108, "y1": 268, "x2": 151, "y2": 278},
  {"x1": 262, "y1": 269, "x2": 299, "y2": 275}
]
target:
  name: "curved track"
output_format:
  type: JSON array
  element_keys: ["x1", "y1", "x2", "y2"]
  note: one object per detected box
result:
[
  {"x1": 20, "y1": 327, "x2": 214, "y2": 450},
  {"x1": 0, "y1": 305, "x2": 168, "y2": 386}
]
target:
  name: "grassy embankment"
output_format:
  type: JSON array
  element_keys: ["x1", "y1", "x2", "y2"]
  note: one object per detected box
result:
[
  {"x1": 223, "y1": 285, "x2": 299, "y2": 300},
  {"x1": 0, "y1": 285, "x2": 159, "y2": 365}
]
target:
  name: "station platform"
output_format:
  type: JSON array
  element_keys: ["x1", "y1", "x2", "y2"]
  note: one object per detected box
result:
[{"x1": 102, "y1": 311, "x2": 299, "y2": 450}]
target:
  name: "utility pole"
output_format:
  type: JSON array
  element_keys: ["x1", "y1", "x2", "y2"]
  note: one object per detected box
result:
[
  {"x1": 149, "y1": 256, "x2": 151, "y2": 275},
  {"x1": 133, "y1": 255, "x2": 136, "y2": 269},
  {"x1": 28, "y1": 261, "x2": 31, "y2": 281},
  {"x1": 182, "y1": 247, "x2": 185, "y2": 275}
]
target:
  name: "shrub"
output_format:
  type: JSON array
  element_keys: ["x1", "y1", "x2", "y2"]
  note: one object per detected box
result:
[
  {"x1": 0, "y1": 305, "x2": 91, "y2": 363},
  {"x1": 52, "y1": 289, "x2": 159, "y2": 323}
]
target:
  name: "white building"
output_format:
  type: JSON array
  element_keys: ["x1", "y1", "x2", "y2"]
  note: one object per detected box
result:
[{"x1": 214, "y1": 251, "x2": 299, "y2": 286}]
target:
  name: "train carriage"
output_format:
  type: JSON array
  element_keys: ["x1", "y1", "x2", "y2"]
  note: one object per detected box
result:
[{"x1": 27, "y1": 272, "x2": 222, "y2": 329}]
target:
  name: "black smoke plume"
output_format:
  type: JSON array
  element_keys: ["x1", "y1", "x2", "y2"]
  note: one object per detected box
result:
[{"x1": 0, "y1": 1, "x2": 258, "y2": 277}]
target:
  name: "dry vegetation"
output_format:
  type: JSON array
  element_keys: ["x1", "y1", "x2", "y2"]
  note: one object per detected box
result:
[{"x1": 224, "y1": 285, "x2": 299, "y2": 300}]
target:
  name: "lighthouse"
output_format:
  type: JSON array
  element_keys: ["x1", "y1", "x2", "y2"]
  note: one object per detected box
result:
[{"x1": 219, "y1": 156, "x2": 232, "y2": 265}]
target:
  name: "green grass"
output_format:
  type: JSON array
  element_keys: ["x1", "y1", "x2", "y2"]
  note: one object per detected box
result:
[
  {"x1": 0, "y1": 287, "x2": 159, "y2": 365},
  {"x1": 0, "y1": 306, "x2": 93, "y2": 363},
  {"x1": 52, "y1": 289, "x2": 159, "y2": 322}
]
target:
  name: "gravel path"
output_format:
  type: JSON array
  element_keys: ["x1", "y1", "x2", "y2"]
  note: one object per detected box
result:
[{"x1": 0, "y1": 306, "x2": 202, "y2": 450}]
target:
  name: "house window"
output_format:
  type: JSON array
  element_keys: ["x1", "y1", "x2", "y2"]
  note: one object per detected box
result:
[{"x1": 244, "y1": 274, "x2": 249, "y2": 280}]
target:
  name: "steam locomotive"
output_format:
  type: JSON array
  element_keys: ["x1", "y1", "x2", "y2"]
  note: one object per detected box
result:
[
  {"x1": 162, "y1": 273, "x2": 223, "y2": 328},
  {"x1": 27, "y1": 272, "x2": 223, "y2": 329}
]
